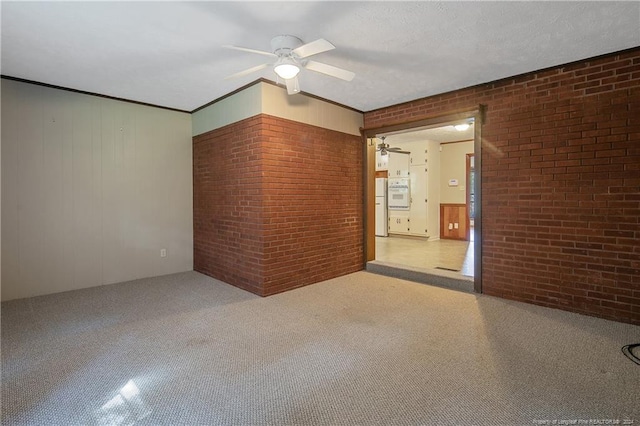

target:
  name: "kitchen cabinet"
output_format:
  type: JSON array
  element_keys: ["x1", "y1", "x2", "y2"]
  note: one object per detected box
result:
[
  {"x1": 375, "y1": 151, "x2": 389, "y2": 171},
  {"x1": 386, "y1": 161, "x2": 429, "y2": 238},
  {"x1": 410, "y1": 149, "x2": 427, "y2": 166},
  {"x1": 409, "y1": 164, "x2": 428, "y2": 236},
  {"x1": 388, "y1": 215, "x2": 410, "y2": 234},
  {"x1": 388, "y1": 152, "x2": 410, "y2": 177}
]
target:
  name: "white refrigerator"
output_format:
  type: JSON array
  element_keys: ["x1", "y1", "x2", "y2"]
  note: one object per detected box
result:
[{"x1": 375, "y1": 178, "x2": 388, "y2": 236}]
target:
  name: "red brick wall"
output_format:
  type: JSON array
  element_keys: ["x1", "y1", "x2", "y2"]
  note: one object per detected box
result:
[
  {"x1": 193, "y1": 116, "x2": 265, "y2": 294},
  {"x1": 365, "y1": 48, "x2": 640, "y2": 325},
  {"x1": 260, "y1": 115, "x2": 363, "y2": 295},
  {"x1": 193, "y1": 114, "x2": 363, "y2": 296}
]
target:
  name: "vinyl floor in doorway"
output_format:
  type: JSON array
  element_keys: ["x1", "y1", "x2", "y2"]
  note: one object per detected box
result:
[{"x1": 375, "y1": 235, "x2": 474, "y2": 277}]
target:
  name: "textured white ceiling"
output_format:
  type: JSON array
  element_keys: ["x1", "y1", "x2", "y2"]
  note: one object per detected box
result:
[{"x1": 2, "y1": 2, "x2": 638, "y2": 112}]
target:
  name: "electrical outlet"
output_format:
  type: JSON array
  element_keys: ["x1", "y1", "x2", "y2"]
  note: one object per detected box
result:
[{"x1": 160, "y1": 249, "x2": 167, "y2": 258}]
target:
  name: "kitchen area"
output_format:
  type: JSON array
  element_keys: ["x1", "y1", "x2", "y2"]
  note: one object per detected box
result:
[{"x1": 372, "y1": 122, "x2": 475, "y2": 279}]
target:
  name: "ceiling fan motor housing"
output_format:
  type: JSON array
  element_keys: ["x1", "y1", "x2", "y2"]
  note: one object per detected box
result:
[{"x1": 271, "y1": 35, "x2": 303, "y2": 56}]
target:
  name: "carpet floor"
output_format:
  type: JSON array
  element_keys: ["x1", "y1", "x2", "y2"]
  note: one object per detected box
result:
[{"x1": 2, "y1": 271, "x2": 639, "y2": 425}]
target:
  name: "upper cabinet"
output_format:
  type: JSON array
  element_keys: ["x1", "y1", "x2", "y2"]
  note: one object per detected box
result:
[
  {"x1": 410, "y1": 149, "x2": 427, "y2": 166},
  {"x1": 375, "y1": 151, "x2": 389, "y2": 171},
  {"x1": 388, "y1": 152, "x2": 410, "y2": 177}
]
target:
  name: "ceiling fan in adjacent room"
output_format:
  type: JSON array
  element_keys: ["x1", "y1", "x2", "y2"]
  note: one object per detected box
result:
[
  {"x1": 223, "y1": 35, "x2": 355, "y2": 95},
  {"x1": 376, "y1": 136, "x2": 408, "y2": 156}
]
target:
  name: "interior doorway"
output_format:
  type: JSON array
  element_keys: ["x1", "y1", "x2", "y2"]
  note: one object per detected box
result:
[{"x1": 364, "y1": 109, "x2": 483, "y2": 293}]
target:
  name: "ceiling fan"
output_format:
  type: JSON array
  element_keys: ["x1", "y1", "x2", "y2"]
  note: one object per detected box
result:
[
  {"x1": 223, "y1": 35, "x2": 355, "y2": 95},
  {"x1": 376, "y1": 136, "x2": 408, "y2": 156}
]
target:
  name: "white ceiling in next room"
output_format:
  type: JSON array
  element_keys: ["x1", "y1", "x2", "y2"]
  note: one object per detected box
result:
[
  {"x1": 2, "y1": 1, "x2": 638, "y2": 112},
  {"x1": 383, "y1": 123, "x2": 475, "y2": 145}
]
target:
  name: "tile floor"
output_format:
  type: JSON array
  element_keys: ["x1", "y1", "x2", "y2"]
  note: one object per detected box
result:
[{"x1": 375, "y1": 230, "x2": 474, "y2": 277}]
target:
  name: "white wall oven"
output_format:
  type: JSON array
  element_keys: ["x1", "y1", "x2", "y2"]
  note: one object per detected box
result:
[{"x1": 387, "y1": 178, "x2": 411, "y2": 210}]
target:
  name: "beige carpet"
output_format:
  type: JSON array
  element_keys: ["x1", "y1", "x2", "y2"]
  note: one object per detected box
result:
[{"x1": 2, "y1": 271, "x2": 639, "y2": 425}]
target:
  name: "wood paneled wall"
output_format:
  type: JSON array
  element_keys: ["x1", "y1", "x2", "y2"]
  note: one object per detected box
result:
[
  {"x1": 440, "y1": 204, "x2": 468, "y2": 240},
  {"x1": 1, "y1": 79, "x2": 193, "y2": 300}
]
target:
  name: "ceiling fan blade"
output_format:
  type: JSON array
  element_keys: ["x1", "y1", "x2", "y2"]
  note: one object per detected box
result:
[
  {"x1": 389, "y1": 148, "x2": 410, "y2": 154},
  {"x1": 305, "y1": 60, "x2": 355, "y2": 81},
  {"x1": 222, "y1": 45, "x2": 277, "y2": 58},
  {"x1": 292, "y1": 38, "x2": 335, "y2": 59},
  {"x1": 225, "y1": 63, "x2": 270, "y2": 80},
  {"x1": 285, "y1": 76, "x2": 300, "y2": 95}
]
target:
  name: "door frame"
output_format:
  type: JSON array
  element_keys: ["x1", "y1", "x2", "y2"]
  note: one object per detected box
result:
[
  {"x1": 362, "y1": 106, "x2": 485, "y2": 293},
  {"x1": 466, "y1": 153, "x2": 474, "y2": 242}
]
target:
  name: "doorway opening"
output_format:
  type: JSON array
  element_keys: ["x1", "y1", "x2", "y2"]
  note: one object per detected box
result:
[{"x1": 364, "y1": 109, "x2": 482, "y2": 293}]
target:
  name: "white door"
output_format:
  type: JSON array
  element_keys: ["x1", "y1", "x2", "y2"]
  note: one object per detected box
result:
[{"x1": 409, "y1": 164, "x2": 428, "y2": 236}]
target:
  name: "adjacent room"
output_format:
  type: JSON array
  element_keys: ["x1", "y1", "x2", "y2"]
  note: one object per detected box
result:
[
  {"x1": 370, "y1": 121, "x2": 476, "y2": 290},
  {"x1": 2, "y1": 2, "x2": 639, "y2": 425}
]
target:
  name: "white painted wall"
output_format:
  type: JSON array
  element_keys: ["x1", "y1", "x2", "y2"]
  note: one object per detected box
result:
[
  {"x1": 192, "y1": 81, "x2": 363, "y2": 137},
  {"x1": 191, "y1": 83, "x2": 262, "y2": 137},
  {"x1": 439, "y1": 140, "x2": 474, "y2": 204},
  {"x1": 1, "y1": 79, "x2": 193, "y2": 301},
  {"x1": 261, "y1": 83, "x2": 363, "y2": 136}
]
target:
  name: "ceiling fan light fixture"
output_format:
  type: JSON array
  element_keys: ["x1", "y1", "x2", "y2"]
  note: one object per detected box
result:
[
  {"x1": 274, "y1": 57, "x2": 300, "y2": 80},
  {"x1": 377, "y1": 136, "x2": 389, "y2": 155},
  {"x1": 224, "y1": 36, "x2": 354, "y2": 95}
]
